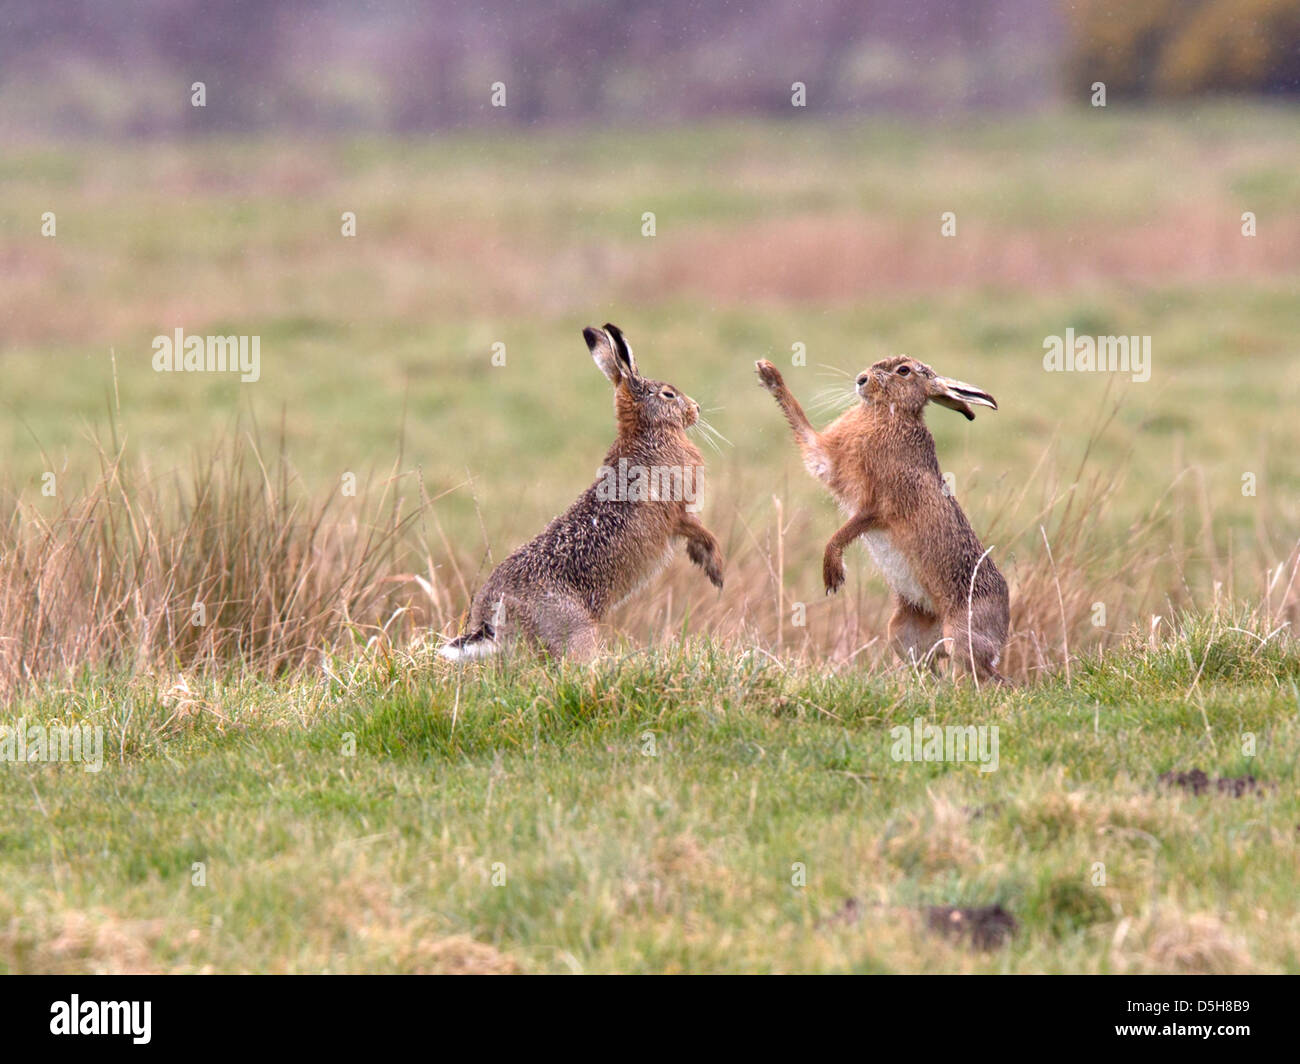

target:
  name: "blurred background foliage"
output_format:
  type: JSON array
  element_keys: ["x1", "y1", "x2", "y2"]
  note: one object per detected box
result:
[
  {"x1": 1068, "y1": 0, "x2": 1300, "y2": 98},
  {"x1": 1, "y1": 0, "x2": 1296, "y2": 139}
]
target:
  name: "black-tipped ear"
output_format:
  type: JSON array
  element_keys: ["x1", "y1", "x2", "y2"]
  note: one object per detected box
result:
[
  {"x1": 931, "y1": 394, "x2": 977, "y2": 420},
  {"x1": 584, "y1": 325, "x2": 622, "y2": 386},
  {"x1": 931, "y1": 376, "x2": 996, "y2": 421},
  {"x1": 602, "y1": 323, "x2": 638, "y2": 380}
]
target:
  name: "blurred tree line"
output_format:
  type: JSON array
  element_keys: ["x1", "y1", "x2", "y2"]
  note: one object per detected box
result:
[
  {"x1": 0, "y1": 0, "x2": 1295, "y2": 136},
  {"x1": 1067, "y1": 0, "x2": 1300, "y2": 97}
]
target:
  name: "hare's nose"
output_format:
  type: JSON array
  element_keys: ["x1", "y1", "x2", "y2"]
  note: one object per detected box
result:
[{"x1": 856, "y1": 374, "x2": 869, "y2": 387}]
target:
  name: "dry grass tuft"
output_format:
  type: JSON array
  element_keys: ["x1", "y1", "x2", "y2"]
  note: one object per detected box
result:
[
  {"x1": 882, "y1": 793, "x2": 983, "y2": 874},
  {"x1": 0, "y1": 427, "x2": 438, "y2": 702},
  {"x1": 0, "y1": 907, "x2": 168, "y2": 975},
  {"x1": 1119, "y1": 910, "x2": 1255, "y2": 974},
  {"x1": 2, "y1": 415, "x2": 1296, "y2": 701},
  {"x1": 399, "y1": 934, "x2": 523, "y2": 975}
]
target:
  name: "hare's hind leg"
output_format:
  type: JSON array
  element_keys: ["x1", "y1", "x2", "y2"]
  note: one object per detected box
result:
[
  {"x1": 941, "y1": 609, "x2": 1006, "y2": 684},
  {"x1": 534, "y1": 594, "x2": 600, "y2": 662},
  {"x1": 888, "y1": 598, "x2": 945, "y2": 674}
]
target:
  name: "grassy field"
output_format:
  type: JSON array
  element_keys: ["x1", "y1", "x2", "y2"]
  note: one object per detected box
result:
[
  {"x1": 2, "y1": 625, "x2": 1298, "y2": 973},
  {"x1": 2, "y1": 106, "x2": 1299, "y2": 972}
]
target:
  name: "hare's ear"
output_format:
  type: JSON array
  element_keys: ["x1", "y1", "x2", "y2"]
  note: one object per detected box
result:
[
  {"x1": 602, "y1": 323, "x2": 639, "y2": 382},
  {"x1": 584, "y1": 326, "x2": 622, "y2": 386},
  {"x1": 928, "y1": 374, "x2": 998, "y2": 421}
]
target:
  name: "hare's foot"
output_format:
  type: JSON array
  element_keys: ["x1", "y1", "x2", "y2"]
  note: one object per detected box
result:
[
  {"x1": 535, "y1": 596, "x2": 599, "y2": 662},
  {"x1": 823, "y1": 546, "x2": 846, "y2": 595},
  {"x1": 823, "y1": 511, "x2": 879, "y2": 595},
  {"x1": 941, "y1": 615, "x2": 1005, "y2": 684},
  {"x1": 889, "y1": 599, "x2": 944, "y2": 674},
  {"x1": 687, "y1": 538, "x2": 724, "y2": 589},
  {"x1": 754, "y1": 359, "x2": 785, "y2": 393},
  {"x1": 679, "y1": 513, "x2": 724, "y2": 590}
]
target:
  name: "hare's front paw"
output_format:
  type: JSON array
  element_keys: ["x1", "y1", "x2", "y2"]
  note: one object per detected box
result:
[
  {"x1": 823, "y1": 549, "x2": 846, "y2": 595},
  {"x1": 706, "y1": 562, "x2": 724, "y2": 590},
  {"x1": 754, "y1": 360, "x2": 785, "y2": 394},
  {"x1": 689, "y1": 539, "x2": 724, "y2": 590}
]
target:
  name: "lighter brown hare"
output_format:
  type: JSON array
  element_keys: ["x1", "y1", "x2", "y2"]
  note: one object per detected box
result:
[
  {"x1": 440, "y1": 324, "x2": 724, "y2": 662},
  {"x1": 755, "y1": 355, "x2": 1010, "y2": 682}
]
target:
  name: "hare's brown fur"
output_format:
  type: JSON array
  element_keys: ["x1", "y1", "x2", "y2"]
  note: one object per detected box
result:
[
  {"x1": 756, "y1": 355, "x2": 1009, "y2": 682},
  {"x1": 442, "y1": 325, "x2": 723, "y2": 662}
]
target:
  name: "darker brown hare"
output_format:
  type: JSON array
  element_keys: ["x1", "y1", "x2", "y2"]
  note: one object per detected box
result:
[{"x1": 441, "y1": 325, "x2": 724, "y2": 662}]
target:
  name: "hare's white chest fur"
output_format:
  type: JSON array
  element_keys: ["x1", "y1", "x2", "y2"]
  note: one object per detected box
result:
[
  {"x1": 828, "y1": 474, "x2": 935, "y2": 612},
  {"x1": 861, "y1": 531, "x2": 935, "y2": 612}
]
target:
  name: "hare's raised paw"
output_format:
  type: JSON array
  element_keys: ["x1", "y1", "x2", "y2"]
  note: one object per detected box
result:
[
  {"x1": 823, "y1": 551, "x2": 846, "y2": 595},
  {"x1": 688, "y1": 538, "x2": 725, "y2": 590},
  {"x1": 755, "y1": 360, "x2": 785, "y2": 393}
]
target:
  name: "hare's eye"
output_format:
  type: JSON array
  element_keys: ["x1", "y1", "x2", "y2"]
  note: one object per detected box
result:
[
  {"x1": 661, "y1": 389, "x2": 675, "y2": 399},
  {"x1": 896, "y1": 365, "x2": 911, "y2": 376}
]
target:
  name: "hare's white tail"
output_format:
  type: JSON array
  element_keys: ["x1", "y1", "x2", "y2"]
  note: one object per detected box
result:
[{"x1": 437, "y1": 626, "x2": 498, "y2": 662}]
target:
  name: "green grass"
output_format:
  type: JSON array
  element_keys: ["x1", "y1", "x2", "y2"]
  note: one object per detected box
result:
[
  {"x1": 2, "y1": 619, "x2": 1298, "y2": 973},
  {"x1": 2, "y1": 106, "x2": 1299, "y2": 972}
]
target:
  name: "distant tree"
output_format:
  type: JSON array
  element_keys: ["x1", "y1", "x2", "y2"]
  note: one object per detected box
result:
[{"x1": 1066, "y1": 0, "x2": 1300, "y2": 99}]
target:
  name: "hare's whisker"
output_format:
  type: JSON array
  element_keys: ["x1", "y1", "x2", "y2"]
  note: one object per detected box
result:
[
  {"x1": 809, "y1": 387, "x2": 857, "y2": 415},
  {"x1": 689, "y1": 422, "x2": 722, "y2": 453},
  {"x1": 810, "y1": 388, "x2": 849, "y2": 404},
  {"x1": 697, "y1": 418, "x2": 732, "y2": 447}
]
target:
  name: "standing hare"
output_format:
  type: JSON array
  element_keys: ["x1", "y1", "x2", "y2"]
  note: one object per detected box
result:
[
  {"x1": 755, "y1": 355, "x2": 1009, "y2": 682},
  {"x1": 440, "y1": 324, "x2": 724, "y2": 662}
]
